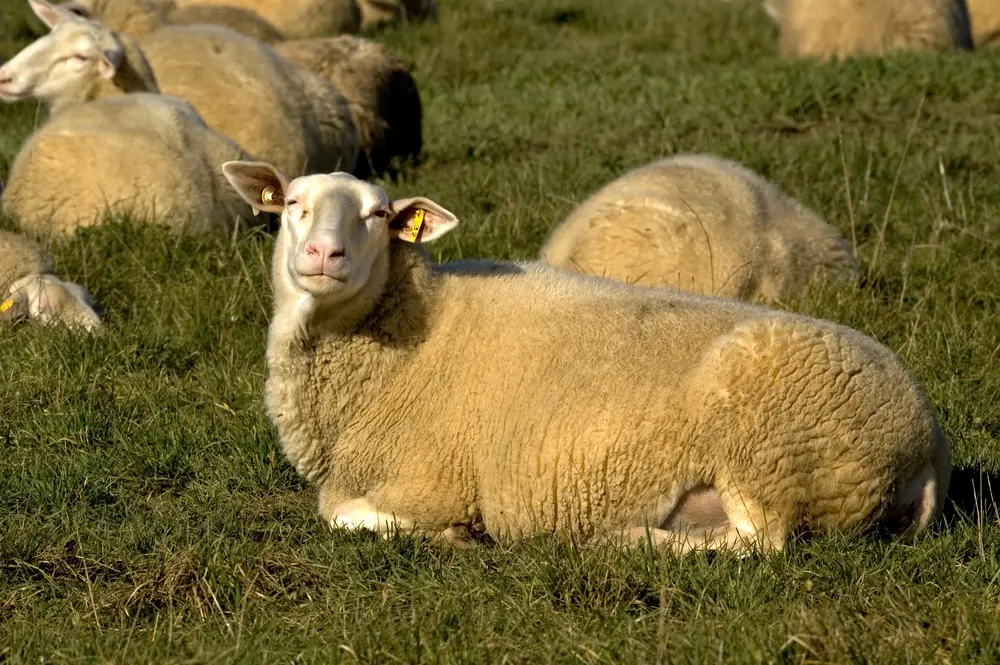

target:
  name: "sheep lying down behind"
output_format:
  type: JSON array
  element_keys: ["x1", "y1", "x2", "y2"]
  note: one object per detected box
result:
[
  {"x1": 169, "y1": 0, "x2": 362, "y2": 38},
  {"x1": 763, "y1": 0, "x2": 973, "y2": 60},
  {"x1": 61, "y1": 0, "x2": 360, "y2": 179},
  {"x1": 540, "y1": 154, "x2": 860, "y2": 304},
  {"x1": 222, "y1": 160, "x2": 952, "y2": 554},
  {"x1": 0, "y1": 1, "x2": 257, "y2": 236},
  {"x1": 0, "y1": 230, "x2": 102, "y2": 330}
]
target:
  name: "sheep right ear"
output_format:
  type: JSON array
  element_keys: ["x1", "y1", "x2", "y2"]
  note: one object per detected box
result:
[
  {"x1": 28, "y1": 0, "x2": 78, "y2": 29},
  {"x1": 221, "y1": 160, "x2": 290, "y2": 216},
  {"x1": 97, "y1": 46, "x2": 124, "y2": 79}
]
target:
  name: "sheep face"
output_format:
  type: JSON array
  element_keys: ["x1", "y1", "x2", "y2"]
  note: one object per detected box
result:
[
  {"x1": 3, "y1": 274, "x2": 102, "y2": 331},
  {"x1": 222, "y1": 160, "x2": 459, "y2": 307},
  {"x1": 0, "y1": 0, "x2": 122, "y2": 105}
]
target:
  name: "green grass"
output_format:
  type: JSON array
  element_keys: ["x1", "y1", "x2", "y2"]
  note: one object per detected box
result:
[{"x1": 2, "y1": 0, "x2": 1000, "y2": 661}]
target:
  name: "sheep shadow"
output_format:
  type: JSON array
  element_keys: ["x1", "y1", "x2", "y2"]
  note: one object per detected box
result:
[{"x1": 942, "y1": 466, "x2": 1000, "y2": 527}]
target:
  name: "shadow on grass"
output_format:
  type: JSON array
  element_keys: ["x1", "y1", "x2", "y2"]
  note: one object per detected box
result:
[{"x1": 943, "y1": 467, "x2": 1000, "y2": 526}]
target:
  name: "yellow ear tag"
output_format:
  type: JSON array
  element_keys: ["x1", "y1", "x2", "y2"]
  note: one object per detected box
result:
[
  {"x1": 0, "y1": 298, "x2": 15, "y2": 314},
  {"x1": 408, "y1": 209, "x2": 426, "y2": 242}
]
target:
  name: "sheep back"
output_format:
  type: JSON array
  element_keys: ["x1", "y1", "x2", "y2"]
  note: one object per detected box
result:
[
  {"x1": 170, "y1": 0, "x2": 361, "y2": 38},
  {"x1": 165, "y1": 2, "x2": 286, "y2": 42},
  {"x1": 539, "y1": 154, "x2": 858, "y2": 303},
  {"x1": 2, "y1": 94, "x2": 255, "y2": 236}
]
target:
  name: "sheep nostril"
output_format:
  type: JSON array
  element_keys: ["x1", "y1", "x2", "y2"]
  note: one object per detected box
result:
[{"x1": 0, "y1": 71, "x2": 13, "y2": 86}]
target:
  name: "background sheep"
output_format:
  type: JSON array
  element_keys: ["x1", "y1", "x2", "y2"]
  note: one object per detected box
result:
[
  {"x1": 764, "y1": 0, "x2": 973, "y2": 60},
  {"x1": 221, "y1": 160, "x2": 951, "y2": 554},
  {"x1": 356, "y1": 0, "x2": 437, "y2": 31},
  {"x1": 539, "y1": 154, "x2": 859, "y2": 305},
  {"x1": 60, "y1": 0, "x2": 360, "y2": 178},
  {"x1": 159, "y1": 1, "x2": 285, "y2": 42},
  {"x1": 0, "y1": 229, "x2": 102, "y2": 331},
  {"x1": 0, "y1": 1, "x2": 257, "y2": 236},
  {"x1": 167, "y1": 0, "x2": 361, "y2": 38},
  {"x1": 274, "y1": 35, "x2": 422, "y2": 179}
]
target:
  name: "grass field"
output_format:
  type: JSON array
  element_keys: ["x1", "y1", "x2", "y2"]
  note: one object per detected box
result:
[{"x1": 2, "y1": 0, "x2": 1000, "y2": 662}]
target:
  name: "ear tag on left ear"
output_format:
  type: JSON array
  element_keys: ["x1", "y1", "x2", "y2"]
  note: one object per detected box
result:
[
  {"x1": 408, "y1": 209, "x2": 426, "y2": 242},
  {"x1": 0, "y1": 298, "x2": 15, "y2": 314}
]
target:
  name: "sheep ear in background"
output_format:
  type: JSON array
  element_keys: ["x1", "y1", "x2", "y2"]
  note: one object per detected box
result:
[
  {"x1": 98, "y1": 46, "x2": 124, "y2": 79},
  {"x1": 17, "y1": 274, "x2": 103, "y2": 332},
  {"x1": 0, "y1": 290, "x2": 28, "y2": 323},
  {"x1": 28, "y1": 0, "x2": 77, "y2": 29},
  {"x1": 388, "y1": 197, "x2": 459, "y2": 243},
  {"x1": 221, "y1": 160, "x2": 289, "y2": 216}
]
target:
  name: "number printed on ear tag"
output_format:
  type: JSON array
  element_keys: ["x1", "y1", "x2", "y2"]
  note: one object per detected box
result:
[{"x1": 409, "y1": 209, "x2": 426, "y2": 242}]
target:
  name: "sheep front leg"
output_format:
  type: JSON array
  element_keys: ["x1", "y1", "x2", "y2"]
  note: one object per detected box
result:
[{"x1": 328, "y1": 497, "x2": 418, "y2": 538}]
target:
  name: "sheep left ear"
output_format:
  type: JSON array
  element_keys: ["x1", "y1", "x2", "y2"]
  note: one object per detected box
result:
[
  {"x1": 97, "y1": 47, "x2": 124, "y2": 79},
  {"x1": 387, "y1": 197, "x2": 459, "y2": 243},
  {"x1": 28, "y1": 0, "x2": 77, "y2": 29}
]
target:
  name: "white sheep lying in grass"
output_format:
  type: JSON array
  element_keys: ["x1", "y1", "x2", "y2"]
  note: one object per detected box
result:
[
  {"x1": 220, "y1": 159, "x2": 952, "y2": 554},
  {"x1": 274, "y1": 35, "x2": 422, "y2": 178},
  {"x1": 0, "y1": 229, "x2": 102, "y2": 330},
  {"x1": 168, "y1": 0, "x2": 361, "y2": 38},
  {"x1": 539, "y1": 154, "x2": 859, "y2": 304},
  {"x1": 763, "y1": 0, "x2": 973, "y2": 59},
  {"x1": 0, "y1": 1, "x2": 257, "y2": 236},
  {"x1": 59, "y1": 0, "x2": 360, "y2": 179}
]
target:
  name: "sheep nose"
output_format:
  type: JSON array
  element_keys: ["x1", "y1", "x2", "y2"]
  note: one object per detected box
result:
[
  {"x1": 0, "y1": 68, "x2": 13, "y2": 86},
  {"x1": 305, "y1": 241, "x2": 345, "y2": 260}
]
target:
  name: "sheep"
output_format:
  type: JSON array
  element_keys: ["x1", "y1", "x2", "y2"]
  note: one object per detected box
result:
[
  {"x1": 59, "y1": 0, "x2": 360, "y2": 178},
  {"x1": 763, "y1": 0, "x2": 973, "y2": 60},
  {"x1": 219, "y1": 159, "x2": 952, "y2": 554},
  {"x1": 167, "y1": 0, "x2": 361, "y2": 38},
  {"x1": 539, "y1": 154, "x2": 859, "y2": 305},
  {"x1": 356, "y1": 0, "x2": 437, "y2": 32},
  {"x1": 274, "y1": 35, "x2": 422, "y2": 179},
  {"x1": 0, "y1": 1, "x2": 257, "y2": 236},
  {"x1": 160, "y1": 2, "x2": 285, "y2": 42},
  {"x1": 966, "y1": 0, "x2": 1000, "y2": 45},
  {"x1": 0, "y1": 229, "x2": 102, "y2": 331}
]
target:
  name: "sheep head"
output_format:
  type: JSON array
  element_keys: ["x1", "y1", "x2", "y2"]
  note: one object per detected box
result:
[
  {"x1": 3, "y1": 273, "x2": 103, "y2": 332},
  {"x1": 0, "y1": 0, "x2": 126, "y2": 108},
  {"x1": 222, "y1": 160, "x2": 459, "y2": 308}
]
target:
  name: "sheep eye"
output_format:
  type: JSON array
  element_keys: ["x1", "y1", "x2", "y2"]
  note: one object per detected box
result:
[{"x1": 370, "y1": 209, "x2": 390, "y2": 220}]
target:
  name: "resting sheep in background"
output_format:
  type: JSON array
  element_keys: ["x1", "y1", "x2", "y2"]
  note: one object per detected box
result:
[
  {"x1": 0, "y1": 229, "x2": 102, "y2": 331},
  {"x1": 763, "y1": 0, "x2": 973, "y2": 60},
  {"x1": 966, "y1": 0, "x2": 1000, "y2": 45},
  {"x1": 165, "y1": 0, "x2": 362, "y2": 38},
  {"x1": 56, "y1": 0, "x2": 360, "y2": 179},
  {"x1": 0, "y1": 0, "x2": 257, "y2": 236},
  {"x1": 274, "y1": 35, "x2": 423, "y2": 178},
  {"x1": 220, "y1": 159, "x2": 951, "y2": 555},
  {"x1": 355, "y1": 0, "x2": 438, "y2": 31},
  {"x1": 539, "y1": 154, "x2": 859, "y2": 305}
]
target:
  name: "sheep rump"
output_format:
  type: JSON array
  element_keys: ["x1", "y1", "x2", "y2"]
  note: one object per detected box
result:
[
  {"x1": 539, "y1": 154, "x2": 859, "y2": 304},
  {"x1": 274, "y1": 34, "x2": 422, "y2": 178}
]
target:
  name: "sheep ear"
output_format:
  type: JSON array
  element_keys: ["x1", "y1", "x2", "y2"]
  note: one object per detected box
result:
[
  {"x1": 221, "y1": 160, "x2": 289, "y2": 216},
  {"x1": 97, "y1": 48, "x2": 123, "y2": 79},
  {"x1": 387, "y1": 197, "x2": 459, "y2": 243},
  {"x1": 28, "y1": 0, "x2": 77, "y2": 28}
]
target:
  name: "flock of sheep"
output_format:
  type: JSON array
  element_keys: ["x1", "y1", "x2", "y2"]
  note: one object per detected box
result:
[{"x1": 0, "y1": 0, "x2": 981, "y2": 554}]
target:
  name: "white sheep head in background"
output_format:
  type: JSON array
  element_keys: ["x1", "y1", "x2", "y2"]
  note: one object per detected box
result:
[
  {"x1": 222, "y1": 160, "x2": 458, "y2": 329},
  {"x1": 1, "y1": 273, "x2": 103, "y2": 332},
  {"x1": 0, "y1": 0, "x2": 125, "y2": 109}
]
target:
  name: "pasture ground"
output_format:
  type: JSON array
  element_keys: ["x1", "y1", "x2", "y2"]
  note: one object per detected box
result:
[{"x1": 2, "y1": 0, "x2": 1000, "y2": 662}]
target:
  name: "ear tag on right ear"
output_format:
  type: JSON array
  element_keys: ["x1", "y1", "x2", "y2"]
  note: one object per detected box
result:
[
  {"x1": 408, "y1": 209, "x2": 426, "y2": 242},
  {"x1": 0, "y1": 298, "x2": 15, "y2": 314}
]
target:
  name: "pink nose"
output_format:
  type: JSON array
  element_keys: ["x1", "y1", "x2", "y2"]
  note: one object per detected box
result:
[
  {"x1": 305, "y1": 241, "x2": 344, "y2": 261},
  {"x1": 0, "y1": 68, "x2": 13, "y2": 86}
]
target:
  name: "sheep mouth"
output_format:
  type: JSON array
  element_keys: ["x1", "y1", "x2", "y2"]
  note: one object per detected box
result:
[{"x1": 0, "y1": 88, "x2": 28, "y2": 103}]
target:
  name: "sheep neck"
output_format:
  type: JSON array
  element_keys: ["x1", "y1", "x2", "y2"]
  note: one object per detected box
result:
[{"x1": 265, "y1": 241, "x2": 442, "y2": 483}]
